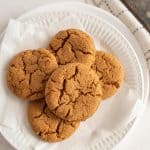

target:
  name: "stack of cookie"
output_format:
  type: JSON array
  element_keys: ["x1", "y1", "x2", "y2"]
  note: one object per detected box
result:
[{"x1": 7, "y1": 29, "x2": 124, "y2": 142}]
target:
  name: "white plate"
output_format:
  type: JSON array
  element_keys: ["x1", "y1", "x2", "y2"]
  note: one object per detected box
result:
[{"x1": 0, "y1": 2, "x2": 149, "y2": 150}]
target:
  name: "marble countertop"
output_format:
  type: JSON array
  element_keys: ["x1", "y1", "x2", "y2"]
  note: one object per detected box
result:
[{"x1": 122, "y1": 0, "x2": 150, "y2": 31}]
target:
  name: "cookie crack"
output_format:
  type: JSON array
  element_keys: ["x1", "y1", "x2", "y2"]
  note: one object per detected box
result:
[
  {"x1": 94, "y1": 65, "x2": 104, "y2": 80},
  {"x1": 27, "y1": 90, "x2": 44, "y2": 99},
  {"x1": 68, "y1": 66, "x2": 79, "y2": 80},
  {"x1": 58, "y1": 79, "x2": 66, "y2": 105},
  {"x1": 42, "y1": 104, "x2": 59, "y2": 120},
  {"x1": 21, "y1": 54, "x2": 26, "y2": 74},
  {"x1": 50, "y1": 77, "x2": 57, "y2": 83},
  {"x1": 50, "y1": 31, "x2": 70, "y2": 53},
  {"x1": 59, "y1": 31, "x2": 70, "y2": 50},
  {"x1": 104, "y1": 81, "x2": 119, "y2": 88},
  {"x1": 101, "y1": 54, "x2": 113, "y2": 68},
  {"x1": 28, "y1": 73, "x2": 32, "y2": 91},
  {"x1": 33, "y1": 103, "x2": 47, "y2": 119},
  {"x1": 67, "y1": 41, "x2": 78, "y2": 60},
  {"x1": 52, "y1": 102, "x2": 66, "y2": 112},
  {"x1": 65, "y1": 109, "x2": 71, "y2": 118},
  {"x1": 37, "y1": 56, "x2": 53, "y2": 75},
  {"x1": 37, "y1": 131, "x2": 42, "y2": 136},
  {"x1": 70, "y1": 122, "x2": 76, "y2": 128},
  {"x1": 44, "y1": 131, "x2": 56, "y2": 135},
  {"x1": 56, "y1": 120, "x2": 62, "y2": 134},
  {"x1": 18, "y1": 78, "x2": 26, "y2": 84},
  {"x1": 77, "y1": 48, "x2": 93, "y2": 55}
]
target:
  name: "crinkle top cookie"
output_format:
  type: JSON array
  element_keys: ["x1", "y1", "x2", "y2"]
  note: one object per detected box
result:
[
  {"x1": 28, "y1": 100, "x2": 79, "y2": 142},
  {"x1": 45, "y1": 63, "x2": 102, "y2": 121},
  {"x1": 49, "y1": 29, "x2": 96, "y2": 66},
  {"x1": 7, "y1": 48, "x2": 58, "y2": 101},
  {"x1": 92, "y1": 51, "x2": 124, "y2": 99}
]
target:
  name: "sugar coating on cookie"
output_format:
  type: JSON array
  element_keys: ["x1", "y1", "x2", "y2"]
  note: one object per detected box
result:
[
  {"x1": 28, "y1": 100, "x2": 79, "y2": 142},
  {"x1": 7, "y1": 49, "x2": 58, "y2": 101},
  {"x1": 45, "y1": 63, "x2": 102, "y2": 121},
  {"x1": 49, "y1": 29, "x2": 96, "y2": 66},
  {"x1": 92, "y1": 51, "x2": 124, "y2": 99}
]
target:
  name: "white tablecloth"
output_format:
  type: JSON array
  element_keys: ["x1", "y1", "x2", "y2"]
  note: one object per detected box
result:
[{"x1": 0, "y1": 0, "x2": 150, "y2": 150}]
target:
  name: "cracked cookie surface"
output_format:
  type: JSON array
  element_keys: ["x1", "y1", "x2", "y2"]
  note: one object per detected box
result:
[
  {"x1": 49, "y1": 29, "x2": 96, "y2": 66},
  {"x1": 45, "y1": 63, "x2": 102, "y2": 121},
  {"x1": 7, "y1": 48, "x2": 58, "y2": 101},
  {"x1": 28, "y1": 100, "x2": 79, "y2": 142},
  {"x1": 92, "y1": 51, "x2": 124, "y2": 99}
]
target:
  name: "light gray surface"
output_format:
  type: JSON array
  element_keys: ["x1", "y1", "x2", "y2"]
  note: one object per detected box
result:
[
  {"x1": 122, "y1": 0, "x2": 150, "y2": 31},
  {"x1": 0, "y1": 0, "x2": 150, "y2": 150}
]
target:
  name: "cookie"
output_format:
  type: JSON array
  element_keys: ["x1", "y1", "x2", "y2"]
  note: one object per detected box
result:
[
  {"x1": 45, "y1": 63, "x2": 102, "y2": 121},
  {"x1": 7, "y1": 48, "x2": 58, "y2": 101},
  {"x1": 28, "y1": 100, "x2": 79, "y2": 142},
  {"x1": 49, "y1": 29, "x2": 96, "y2": 66},
  {"x1": 92, "y1": 51, "x2": 124, "y2": 99}
]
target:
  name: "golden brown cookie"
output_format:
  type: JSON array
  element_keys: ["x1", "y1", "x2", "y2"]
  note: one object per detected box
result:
[
  {"x1": 49, "y1": 29, "x2": 96, "y2": 66},
  {"x1": 92, "y1": 51, "x2": 124, "y2": 99},
  {"x1": 28, "y1": 100, "x2": 79, "y2": 142},
  {"x1": 45, "y1": 63, "x2": 102, "y2": 121},
  {"x1": 7, "y1": 48, "x2": 58, "y2": 101}
]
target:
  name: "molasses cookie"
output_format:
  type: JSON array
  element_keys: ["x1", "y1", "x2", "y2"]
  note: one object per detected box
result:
[
  {"x1": 45, "y1": 63, "x2": 102, "y2": 121},
  {"x1": 92, "y1": 51, "x2": 124, "y2": 99},
  {"x1": 49, "y1": 29, "x2": 96, "y2": 66},
  {"x1": 7, "y1": 48, "x2": 58, "y2": 101},
  {"x1": 28, "y1": 100, "x2": 79, "y2": 142}
]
